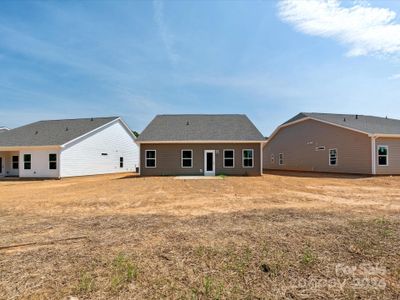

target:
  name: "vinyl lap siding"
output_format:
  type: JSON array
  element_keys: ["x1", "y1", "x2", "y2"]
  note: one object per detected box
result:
[
  {"x1": 375, "y1": 138, "x2": 400, "y2": 175},
  {"x1": 140, "y1": 143, "x2": 261, "y2": 176},
  {"x1": 60, "y1": 120, "x2": 138, "y2": 177},
  {"x1": 264, "y1": 119, "x2": 372, "y2": 174},
  {"x1": 19, "y1": 149, "x2": 61, "y2": 178}
]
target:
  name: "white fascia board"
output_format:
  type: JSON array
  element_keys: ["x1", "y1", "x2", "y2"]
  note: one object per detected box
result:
[
  {"x1": 0, "y1": 145, "x2": 61, "y2": 151},
  {"x1": 135, "y1": 140, "x2": 266, "y2": 144}
]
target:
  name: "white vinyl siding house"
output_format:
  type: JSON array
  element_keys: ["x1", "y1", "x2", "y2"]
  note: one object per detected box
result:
[
  {"x1": 60, "y1": 120, "x2": 138, "y2": 177},
  {"x1": 0, "y1": 117, "x2": 138, "y2": 178}
]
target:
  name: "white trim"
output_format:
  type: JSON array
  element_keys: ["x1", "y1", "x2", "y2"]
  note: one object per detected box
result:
[
  {"x1": 136, "y1": 140, "x2": 266, "y2": 144},
  {"x1": 181, "y1": 149, "x2": 193, "y2": 168},
  {"x1": 266, "y1": 116, "x2": 370, "y2": 145},
  {"x1": 0, "y1": 146, "x2": 61, "y2": 151},
  {"x1": 242, "y1": 149, "x2": 254, "y2": 168},
  {"x1": 329, "y1": 148, "x2": 338, "y2": 166},
  {"x1": 204, "y1": 150, "x2": 216, "y2": 176},
  {"x1": 223, "y1": 149, "x2": 235, "y2": 168},
  {"x1": 145, "y1": 149, "x2": 157, "y2": 168},
  {"x1": 371, "y1": 137, "x2": 376, "y2": 175},
  {"x1": 377, "y1": 145, "x2": 389, "y2": 167},
  {"x1": 138, "y1": 144, "x2": 141, "y2": 175},
  {"x1": 260, "y1": 143, "x2": 263, "y2": 174},
  {"x1": 278, "y1": 153, "x2": 284, "y2": 165}
]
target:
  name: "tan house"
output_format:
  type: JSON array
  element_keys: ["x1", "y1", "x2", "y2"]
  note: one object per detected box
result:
[
  {"x1": 136, "y1": 114, "x2": 266, "y2": 176},
  {"x1": 264, "y1": 112, "x2": 400, "y2": 175}
]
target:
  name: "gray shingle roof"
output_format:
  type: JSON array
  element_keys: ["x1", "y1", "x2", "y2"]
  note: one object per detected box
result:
[
  {"x1": 0, "y1": 117, "x2": 119, "y2": 147},
  {"x1": 284, "y1": 112, "x2": 400, "y2": 135},
  {"x1": 136, "y1": 114, "x2": 265, "y2": 142}
]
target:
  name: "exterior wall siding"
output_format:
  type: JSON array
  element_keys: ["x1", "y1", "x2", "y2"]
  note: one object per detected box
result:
[
  {"x1": 19, "y1": 148, "x2": 61, "y2": 178},
  {"x1": 0, "y1": 151, "x2": 20, "y2": 176},
  {"x1": 60, "y1": 120, "x2": 138, "y2": 177},
  {"x1": 140, "y1": 143, "x2": 262, "y2": 176},
  {"x1": 264, "y1": 119, "x2": 372, "y2": 174},
  {"x1": 375, "y1": 138, "x2": 400, "y2": 175}
]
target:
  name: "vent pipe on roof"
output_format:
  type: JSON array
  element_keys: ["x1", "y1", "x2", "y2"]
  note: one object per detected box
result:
[
  {"x1": 186, "y1": 121, "x2": 190, "y2": 126},
  {"x1": 91, "y1": 118, "x2": 94, "y2": 121},
  {"x1": 355, "y1": 115, "x2": 358, "y2": 119},
  {"x1": 343, "y1": 118, "x2": 346, "y2": 122},
  {"x1": 66, "y1": 127, "x2": 69, "y2": 131},
  {"x1": 35, "y1": 131, "x2": 38, "y2": 135}
]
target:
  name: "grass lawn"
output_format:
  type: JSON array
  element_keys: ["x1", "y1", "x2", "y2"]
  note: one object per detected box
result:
[{"x1": 0, "y1": 172, "x2": 399, "y2": 299}]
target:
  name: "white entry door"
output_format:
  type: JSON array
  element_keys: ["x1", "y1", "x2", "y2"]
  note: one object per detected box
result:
[{"x1": 204, "y1": 150, "x2": 215, "y2": 176}]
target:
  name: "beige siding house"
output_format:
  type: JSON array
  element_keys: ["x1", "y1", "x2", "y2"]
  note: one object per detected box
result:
[
  {"x1": 136, "y1": 115, "x2": 266, "y2": 176},
  {"x1": 264, "y1": 113, "x2": 400, "y2": 175}
]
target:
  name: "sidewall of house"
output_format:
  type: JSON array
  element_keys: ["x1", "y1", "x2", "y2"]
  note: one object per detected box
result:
[
  {"x1": 19, "y1": 149, "x2": 61, "y2": 178},
  {"x1": 263, "y1": 119, "x2": 372, "y2": 174},
  {"x1": 375, "y1": 138, "x2": 400, "y2": 175},
  {"x1": 140, "y1": 143, "x2": 261, "y2": 176},
  {"x1": 60, "y1": 120, "x2": 138, "y2": 177}
]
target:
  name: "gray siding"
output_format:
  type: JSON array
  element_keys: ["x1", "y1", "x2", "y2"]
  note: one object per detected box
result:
[
  {"x1": 264, "y1": 119, "x2": 372, "y2": 174},
  {"x1": 375, "y1": 138, "x2": 400, "y2": 175},
  {"x1": 140, "y1": 143, "x2": 262, "y2": 176}
]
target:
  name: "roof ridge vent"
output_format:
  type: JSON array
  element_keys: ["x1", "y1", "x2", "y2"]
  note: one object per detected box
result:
[
  {"x1": 35, "y1": 131, "x2": 38, "y2": 135},
  {"x1": 186, "y1": 120, "x2": 190, "y2": 126},
  {"x1": 66, "y1": 127, "x2": 69, "y2": 131},
  {"x1": 355, "y1": 114, "x2": 358, "y2": 119},
  {"x1": 91, "y1": 118, "x2": 94, "y2": 121}
]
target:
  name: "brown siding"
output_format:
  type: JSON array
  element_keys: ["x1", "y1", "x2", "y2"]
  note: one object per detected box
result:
[
  {"x1": 140, "y1": 143, "x2": 262, "y2": 176},
  {"x1": 264, "y1": 119, "x2": 372, "y2": 174},
  {"x1": 375, "y1": 138, "x2": 400, "y2": 175}
]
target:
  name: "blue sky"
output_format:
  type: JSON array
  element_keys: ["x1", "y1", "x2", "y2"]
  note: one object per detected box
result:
[{"x1": 1, "y1": 0, "x2": 400, "y2": 135}]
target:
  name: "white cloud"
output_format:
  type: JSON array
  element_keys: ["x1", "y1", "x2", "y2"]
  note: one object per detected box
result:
[
  {"x1": 153, "y1": 0, "x2": 179, "y2": 64},
  {"x1": 278, "y1": 0, "x2": 400, "y2": 57}
]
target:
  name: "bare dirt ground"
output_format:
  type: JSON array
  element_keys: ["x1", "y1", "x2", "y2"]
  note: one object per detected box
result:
[{"x1": 0, "y1": 171, "x2": 399, "y2": 299}]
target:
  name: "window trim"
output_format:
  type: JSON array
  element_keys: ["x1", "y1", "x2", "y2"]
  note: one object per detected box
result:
[
  {"x1": 329, "y1": 148, "x2": 338, "y2": 166},
  {"x1": 24, "y1": 154, "x2": 31, "y2": 170},
  {"x1": 12, "y1": 156, "x2": 19, "y2": 170},
  {"x1": 145, "y1": 150, "x2": 157, "y2": 168},
  {"x1": 181, "y1": 149, "x2": 193, "y2": 168},
  {"x1": 223, "y1": 149, "x2": 235, "y2": 168},
  {"x1": 278, "y1": 153, "x2": 284, "y2": 165},
  {"x1": 49, "y1": 153, "x2": 57, "y2": 170},
  {"x1": 377, "y1": 145, "x2": 389, "y2": 167},
  {"x1": 242, "y1": 149, "x2": 254, "y2": 168}
]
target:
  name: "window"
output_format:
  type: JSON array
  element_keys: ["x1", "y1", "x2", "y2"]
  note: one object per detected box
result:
[
  {"x1": 181, "y1": 150, "x2": 193, "y2": 168},
  {"x1": 24, "y1": 154, "x2": 31, "y2": 170},
  {"x1": 378, "y1": 146, "x2": 388, "y2": 166},
  {"x1": 12, "y1": 156, "x2": 19, "y2": 169},
  {"x1": 279, "y1": 153, "x2": 284, "y2": 165},
  {"x1": 101, "y1": 153, "x2": 108, "y2": 156},
  {"x1": 329, "y1": 149, "x2": 337, "y2": 166},
  {"x1": 145, "y1": 150, "x2": 156, "y2": 168},
  {"x1": 223, "y1": 150, "x2": 234, "y2": 168},
  {"x1": 315, "y1": 146, "x2": 326, "y2": 151},
  {"x1": 271, "y1": 154, "x2": 275, "y2": 164},
  {"x1": 242, "y1": 149, "x2": 254, "y2": 168},
  {"x1": 49, "y1": 154, "x2": 57, "y2": 170},
  {"x1": 120, "y1": 157, "x2": 124, "y2": 168}
]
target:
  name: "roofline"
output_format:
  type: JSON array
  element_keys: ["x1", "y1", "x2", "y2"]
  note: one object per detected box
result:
[
  {"x1": 136, "y1": 140, "x2": 266, "y2": 144},
  {"x1": 0, "y1": 145, "x2": 61, "y2": 151},
  {"x1": 61, "y1": 117, "x2": 135, "y2": 148},
  {"x1": 266, "y1": 116, "x2": 370, "y2": 145},
  {"x1": 371, "y1": 134, "x2": 400, "y2": 138}
]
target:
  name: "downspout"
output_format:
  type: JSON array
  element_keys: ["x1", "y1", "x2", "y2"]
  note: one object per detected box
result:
[{"x1": 371, "y1": 135, "x2": 376, "y2": 175}]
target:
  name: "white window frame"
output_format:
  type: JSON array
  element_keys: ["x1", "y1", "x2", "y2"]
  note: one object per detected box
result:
[
  {"x1": 181, "y1": 149, "x2": 193, "y2": 168},
  {"x1": 329, "y1": 148, "x2": 338, "y2": 166},
  {"x1": 279, "y1": 153, "x2": 284, "y2": 165},
  {"x1": 377, "y1": 145, "x2": 389, "y2": 166},
  {"x1": 49, "y1": 153, "x2": 57, "y2": 170},
  {"x1": 145, "y1": 150, "x2": 157, "y2": 168},
  {"x1": 223, "y1": 149, "x2": 235, "y2": 168},
  {"x1": 242, "y1": 149, "x2": 254, "y2": 168},
  {"x1": 24, "y1": 154, "x2": 31, "y2": 170}
]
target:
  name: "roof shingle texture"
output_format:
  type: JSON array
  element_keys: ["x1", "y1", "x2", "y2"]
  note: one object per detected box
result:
[
  {"x1": 285, "y1": 112, "x2": 400, "y2": 135},
  {"x1": 0, "y1": 117, "x2": 119, "y2": 147},
  {"x1": 136, "y1": 114, "x2": 265, "y2": 142}
]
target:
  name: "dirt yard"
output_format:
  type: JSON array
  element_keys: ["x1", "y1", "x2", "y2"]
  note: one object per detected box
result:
[{"x1": 0, "y1": 172, "x2": 399, "y2": 299}]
